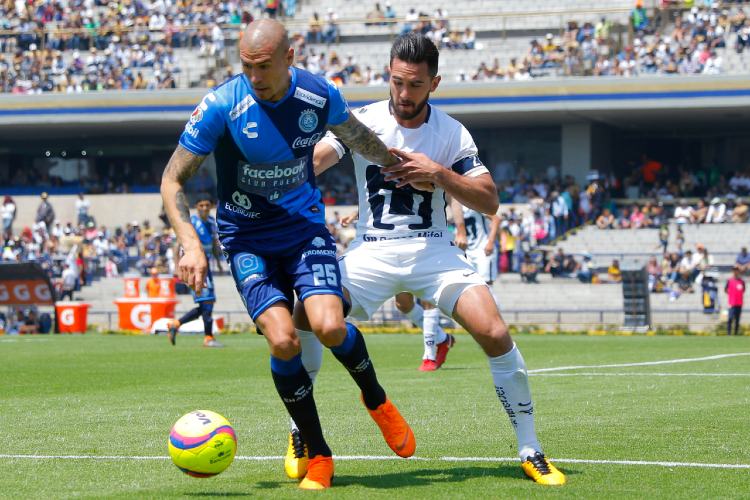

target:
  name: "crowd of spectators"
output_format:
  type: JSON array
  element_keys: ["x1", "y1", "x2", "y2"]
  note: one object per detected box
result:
[
  {"x1": 0, "y1": 191, "x2": 190, "y2": 299},
  {"x1": 468, "y1": 2, "x2": 750, "y2": 82}
]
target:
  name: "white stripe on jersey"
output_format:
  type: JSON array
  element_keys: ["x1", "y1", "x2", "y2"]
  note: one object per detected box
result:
[
  {"x1": 462, "y1": 206, "x2": 490, "y2": 251},
  {"x1": 328, "y1": 100, "x2": 489, "y2": 239}
]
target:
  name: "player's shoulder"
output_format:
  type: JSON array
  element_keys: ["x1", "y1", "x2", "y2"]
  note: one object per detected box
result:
[
  {"x1": 352, "y1": 99, "x2": 390, "y2": 126},
  {"x1": 426, "y1": 105, "x2": 468, "y2": 135},
  {"x1": 292, "y1": 67, "x2": 339, "y2": 106}
]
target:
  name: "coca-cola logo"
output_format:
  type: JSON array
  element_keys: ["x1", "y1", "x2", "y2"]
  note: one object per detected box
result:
[{"x1": 292, "y1": 132, "x2": 323, "y2": 149}]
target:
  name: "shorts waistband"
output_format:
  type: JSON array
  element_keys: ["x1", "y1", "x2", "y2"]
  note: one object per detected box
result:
[{"x1": 360, "y1": 231, "x2": 447, "y2": 243}]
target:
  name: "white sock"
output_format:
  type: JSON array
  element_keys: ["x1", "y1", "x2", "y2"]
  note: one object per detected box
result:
[
  {"x1": 422, "y1": 308, "x2": 440, "y2": 360},
  {"x1": 291, "y1": 329, "x2": 323, "y2": 433},
  {"x1": 297, "y1": 328, "x2": 323, "y2": 383},
  {"x1": 488, "y1": 343, "x2": 541, "y2": 460},
  {"x1": 406, "y1": 302, "x2": 424, "y2": 326}
]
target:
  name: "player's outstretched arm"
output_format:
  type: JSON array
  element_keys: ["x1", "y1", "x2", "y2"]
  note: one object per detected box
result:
[
  {"x1": 161, "y1": 145, "x2": 208, "y2": 293},
  {"x1": 384, "y1": 148, "x2": 499, "y2": 216}
]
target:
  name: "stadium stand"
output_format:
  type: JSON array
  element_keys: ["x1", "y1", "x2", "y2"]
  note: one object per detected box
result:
[{"x1": 5, "y1": 1, "x2": 750, "y2": 92}]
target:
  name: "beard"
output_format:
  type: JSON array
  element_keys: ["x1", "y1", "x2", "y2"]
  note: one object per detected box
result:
[{"x1": 389, "y1": 92, "x2": 430, "y2": 121}]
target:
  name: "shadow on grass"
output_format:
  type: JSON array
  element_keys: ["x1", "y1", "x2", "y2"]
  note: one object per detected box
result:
[{"x1": 254, "y1": 464, "x2": 581, "y2": 490}]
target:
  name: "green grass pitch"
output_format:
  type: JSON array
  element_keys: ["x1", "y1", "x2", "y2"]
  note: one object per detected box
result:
[{"x1": 1, "y1": 333, "x2": 749, "y2": 498}]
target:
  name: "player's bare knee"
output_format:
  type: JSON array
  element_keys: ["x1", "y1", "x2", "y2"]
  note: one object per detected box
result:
[
  {"x1": 268, "y1": 335, "x2": 301, "y2": 360},
  {"x1": 475, "y1": 320, "x2": 513, "y2": 357},
  {"x1": 313, "y1": 320, "x2": 347, "y2": 348}
]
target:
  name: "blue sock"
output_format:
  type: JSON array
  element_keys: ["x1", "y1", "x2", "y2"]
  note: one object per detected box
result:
[
  {"x1": 270, "y1": 354, "x2": 331, "y2": 457},
  {"x1": 329, "y1": 323, "x2": 386, "y2": 410}
]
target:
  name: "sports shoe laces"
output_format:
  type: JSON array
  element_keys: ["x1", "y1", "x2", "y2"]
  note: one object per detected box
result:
[
  {"x1": 291, "y1": 430, "x2": 306, "y2": 459},
  {"x1": 528, "y1": 452, "x2": 551, "y2": 474}
]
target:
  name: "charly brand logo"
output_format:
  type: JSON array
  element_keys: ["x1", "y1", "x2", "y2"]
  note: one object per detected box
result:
[
  {"x1": 311, "y1": 237, "x2": 325, "y2": 248},
  {"x1": 242, "y1": 122, "x2": 258, "y2": 139},
  {"x1": 231, "y1": 190, "x2": 252, "y2": 209},
  {"x1": 298, "y1": 109, "x2": 318, "y2": 133}
]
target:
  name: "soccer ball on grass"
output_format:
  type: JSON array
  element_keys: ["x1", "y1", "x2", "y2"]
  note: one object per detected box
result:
[{"x1": 168, "y1": 410, "x2": 237, "y2": 477}]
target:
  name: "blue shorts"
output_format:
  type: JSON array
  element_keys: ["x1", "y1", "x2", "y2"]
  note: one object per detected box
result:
[
  {"x1": 192, "y1": 266, "x2": 216, "y2": 303},
  {"x1": 228, "y1": 229, "x2": 343, "y2": 321}
]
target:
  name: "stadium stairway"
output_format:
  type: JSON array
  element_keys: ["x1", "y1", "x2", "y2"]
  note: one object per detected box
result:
[{"x1": 553, "y1": 223, "x2": 748, "y2": 268}]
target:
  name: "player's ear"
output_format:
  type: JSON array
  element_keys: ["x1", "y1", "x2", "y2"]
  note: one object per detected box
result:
[
  {"x1": 286, "y1": 47, "x2": 294, "y2": 66},
  {"x1": 430, "y1": 75, "x2": 441, "y2": 93}
]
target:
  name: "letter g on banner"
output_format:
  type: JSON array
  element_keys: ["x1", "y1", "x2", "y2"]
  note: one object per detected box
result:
[{"x1": 130, "y1": 303, "x2": 152, "y2": 330}]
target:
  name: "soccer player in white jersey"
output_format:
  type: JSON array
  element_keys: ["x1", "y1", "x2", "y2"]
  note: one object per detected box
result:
[
  {"x1": 289, "y1": 33, "x2": 566, "y2": 486},
  {"x1": 454, "y1": 205, "x2": 500, "y2": 285},
  {"x1": 339, "y1": 210, "x2": 456, "y2": 371}
]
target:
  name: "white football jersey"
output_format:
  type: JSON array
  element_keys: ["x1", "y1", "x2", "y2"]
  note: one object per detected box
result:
[
  {"x1": 322, "y1": 100, "x2": 489, "y2": 241},
  {"x1": 462, "y1": 206, "x2": 490, "y2": 251}
]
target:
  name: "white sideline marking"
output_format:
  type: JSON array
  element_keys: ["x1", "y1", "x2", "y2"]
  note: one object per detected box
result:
[
  {"x1": 531, "y1": 372, "x2": 750, "y2": 377},
  {"x1": 529, "y1": 352, "x2": 750, "y2": 373},
  {"x1": 1, "y1": 454, "x2": 748, "y2": 469}
]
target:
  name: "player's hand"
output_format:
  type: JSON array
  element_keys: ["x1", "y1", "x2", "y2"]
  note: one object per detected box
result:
[
  {"x1": 178, "y1": 247, "x2": 208, "y2": 294},
  {"x1": 384, "y1": 148, "x2": 440, "y2": 192},
  {"x1": 484, "y1": 242, "x2": 494, "y2": 256},
  {"x1": 340, "y1": 212, "x2": 358, "y2": 227},
  {"x1": 454, "y1": 232, "x2": 468, "y2": 251}
]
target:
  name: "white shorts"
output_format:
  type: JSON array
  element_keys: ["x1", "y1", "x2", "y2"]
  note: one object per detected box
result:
[
  {"x1": 339, "y1": 237, "x2": 488, "y2": 321},
  {"x1": 465, "y1": 247, "x2": 498, "y2": 283}
]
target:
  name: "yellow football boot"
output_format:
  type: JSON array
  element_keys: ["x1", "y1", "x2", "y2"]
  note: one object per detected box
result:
[{"x1": 522, "y1": 452, "x2": 566, "y2": 485}]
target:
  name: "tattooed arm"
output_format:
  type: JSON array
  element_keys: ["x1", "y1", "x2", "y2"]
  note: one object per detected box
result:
[
  {"x1": 328, "y1": 113, "x2": 433, "y2": 191},
  {"x1": 161, "y1": 145, "x2": 207, "y2": 292},
  {"x1": 328, "y1": 113, "x2": 398, "y2": 167}
]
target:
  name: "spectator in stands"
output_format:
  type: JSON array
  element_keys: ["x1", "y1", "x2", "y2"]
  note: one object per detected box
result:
[
  {"x1": 365, "y1": 3, "x2": 385, "y2": 27},
  {"x1": 725, "y1": 266, "x2": 746, "y2": 335},
  {"x1": 732, "y1": 198, "x2": 748, "y2": 222},
  {"x1": 546, "y1": 248, "x2": 566, "y2": 277},
  {"x1": 145, "y1": 266, "x2": 161, "y2": 297},
  {"x1": 59, "y1": 263, "x2": 77, "y2": 301},
  {"x1": 631, "y1": 0, "x2": 649, "y2": 33},
  {"x1": 678, "y1": 249, "x2": 700, "y2": 289},
  {"x1": 461, "y1": 27, "x2": 476, "y2": 50},
  {"x1": 520, "y1": 254, "x2": 539, "y2": 283},
  {"x1": 607, "y1": 259, "x2": 622, "y2": 283},
  {"x1": 673, "y1": 199, "x2": 694, "y2": 226},
  {"x1": 596, "y1": 208, "x2": 615, "y2": 229},
  {"x1": 384, "y1": 2, "x2": 396, "y2": 24},
  {"x1": 629, "y1": 204, "x2": 646, "y2": 228},
  {"x1": 705, "y1": 197, "x2": 726, "y2": 223},
  {"x1": 307, "y1": 12, "x2": 323, "y2": 44},
  {"x1": 35, "y1": 192, "x2": 54, "y2": 230},
  {"x1": 646, "y1": 256, "x2": 663, "y2": 292},
  {"x1": 402, "y1": 7, "x2": 418, "y2": 35},
  {"x1": 323, "y1": 8, "x2": 339, "y2": 44},
  {"x1": 577, "y1": 254, "x2": 593, "y2": 283},
  {"x1": 2, "y1": 195, "x2": 16, "y2": 240},
  {"x1": 736, "y1": 247, "x2": 750, "y2": 276},
  {"x1": 75, "y1": 192, "x2": 90, "y2": 226},
  {"x1": 693, "y1": 199, "x2": 708, "y2": 223},
  {"x1": 617, "y1": 207, "x2": 631, "y2": 229}
]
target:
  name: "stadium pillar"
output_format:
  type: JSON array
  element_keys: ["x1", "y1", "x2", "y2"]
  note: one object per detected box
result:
[{"x1": 561, "y1": 122, "x2": 592, "y2": 185}]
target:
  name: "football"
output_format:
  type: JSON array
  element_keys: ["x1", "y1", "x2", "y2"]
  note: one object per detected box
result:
[{"x1": 168, "y1": 410, "x2": 237, "y2": 477}]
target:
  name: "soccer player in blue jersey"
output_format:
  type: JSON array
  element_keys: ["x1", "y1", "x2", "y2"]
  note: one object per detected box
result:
[
  {"x1": 160, "y1": 19, "x2": 415, "y2": 490},
  {"x1": 167, "y1": 194, "x2": 224, "y2": 348}
]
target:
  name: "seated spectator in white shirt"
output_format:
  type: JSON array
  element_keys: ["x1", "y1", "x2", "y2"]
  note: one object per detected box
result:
[{"x1": 705, "y1": 197, "x2": 726, "y2": 223}]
